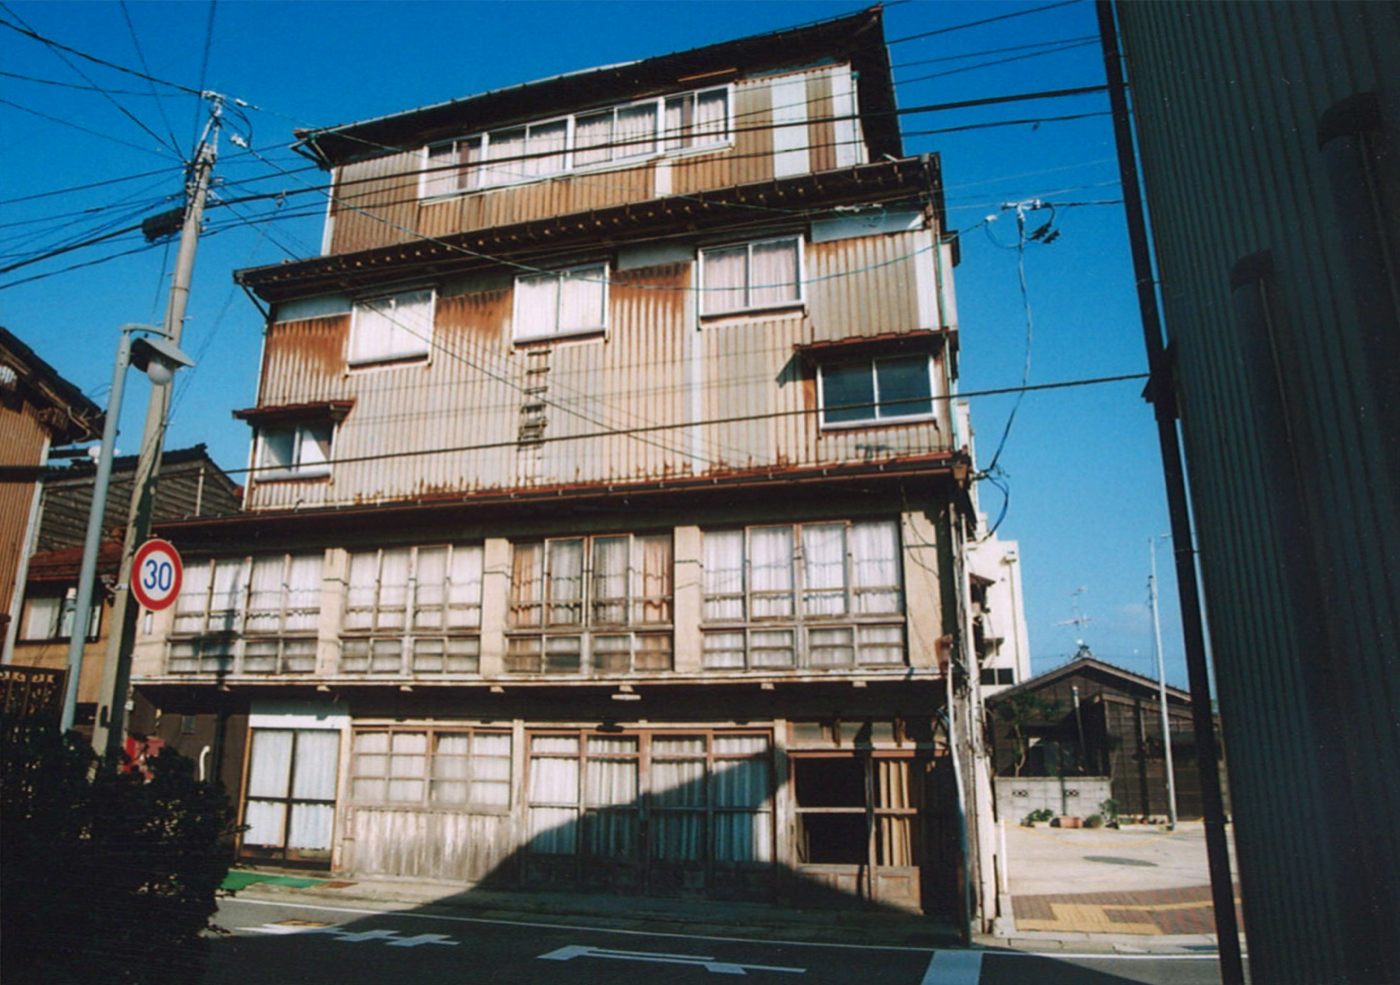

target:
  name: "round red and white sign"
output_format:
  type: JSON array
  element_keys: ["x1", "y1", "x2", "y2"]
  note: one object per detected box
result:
[{"x1": 131, "y1": 538, "x2": 184, "y2": 611}]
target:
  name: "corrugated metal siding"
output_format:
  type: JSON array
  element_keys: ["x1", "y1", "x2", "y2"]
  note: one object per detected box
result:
[
  {"x1": 247, "y1": 228, "x2": 950, "y2": 511},
  {"x1": 328, "y1": 66, "x2": 861, "y2": 255},
  {"x1": 0, "y1": 405, "x2": 49, "y2": 627},
  {"x1": 1117, "y1": 3, "x2": 1400, "y2": 981}
]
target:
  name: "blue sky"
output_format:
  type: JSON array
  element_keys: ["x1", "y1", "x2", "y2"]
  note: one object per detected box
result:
[{"x1": 0, "y1": 0, "x2": 1187, "y2": 685}]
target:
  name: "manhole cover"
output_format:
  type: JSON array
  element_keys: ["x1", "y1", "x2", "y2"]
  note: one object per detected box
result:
[{"x1": 1083, "y1": 855, "x2": 1158, "y2": 867}]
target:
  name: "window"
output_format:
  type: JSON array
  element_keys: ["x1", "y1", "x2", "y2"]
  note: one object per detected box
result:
[
  {"x1": 980, "y1": 667, "x2": 1016, "y2": 687},
  {"x1": 340, "y1": 544, "x2": 484, "y2": 675},
  {"x1": 792, "y1": 753, "x2": 920, "y2": 869},
  {"x1": 819, "y1": 354, "x2": 934, "y2": 426},
  {"x1": 507, "y1": 533, "x2": 672, "y2": 674},
  {"x1": 419, "y1": 86, "x2": 729, "y2": 198},
  {"x1": 257, "y1": 423, "x2": 331, "y2": 479},
  {"x1": 524, "y1": 730, "x2": 772, "y2": 864},
  {"x1": 513, "y1": 263, "x2": 608, "y2": 342},
  {"x1": 168, "y1": 554, "x2": 321, "y2": 675},
  {"x1": 19, "y1": 588, "x2": 100, "y2": 641},
  {"x1": 701, "y1": 520, "x2": 905, "y2": 671},
  {"x1": 242, "y1": 728, "x2": 340, "y2": 864},
  {"x1": 699, "y1": 236, "x2": 802, "y2": 316},
  {"x1": 350, "y1": 727, "x2": 511, "y2": 810},
  {"x1": 348, "y1": 289, "x2": 433, "y2": 365}
]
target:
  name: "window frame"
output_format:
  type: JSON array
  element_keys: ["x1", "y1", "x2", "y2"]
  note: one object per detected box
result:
[
  {"x1": 418, "y1": 85, "x2": 733, "y2": 201},
  {"x1": 339, "y1": 543, "x2": 485, "y2": 677},
  {"x1": 349, "y1": 726, "x2": 512, "y2": 814},
  {"x1": 255, "y1": 421, "x2": 334, "y2": 481},
  {"x1": 347, "y1": 287, "x2": 435, "y2": 368},
  {"x1": 512, "y1": 261, "x2": 610, "y2": 344},
  {"x1": 506, "y1": 532, "x2": 673, "y2": 675},
  {"x1": 817, "y1": 353, "x2": 937, "y2": 429},
  {"x1": 697, "y1": 235, "x2": 805, "y2": 319},
  {"x1": 700, "y1": 519, "x2": 907, "y2": 672},
  {"x1": 18, "y1": 587, "x2": 100, "y2": 642}
]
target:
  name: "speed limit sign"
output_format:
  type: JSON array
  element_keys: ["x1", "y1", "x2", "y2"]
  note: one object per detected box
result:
[{"x1": 131, "y1": 539, "x2": 184, "y2": 611}]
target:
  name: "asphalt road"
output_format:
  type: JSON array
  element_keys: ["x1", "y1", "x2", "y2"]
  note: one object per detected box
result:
[{"x1": 205, "y1": 897, "x2": 1226, "y2": 985}]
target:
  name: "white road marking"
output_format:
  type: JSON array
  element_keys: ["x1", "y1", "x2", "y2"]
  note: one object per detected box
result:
[
  {"x1": 539, "y1": 944, "x2": 804, "y2": 976},
  {"x1": 244, "y1": 923, "x2": 456, "y2": 947},
  {"x1": 920, "y1": 950, "x2": 984, "y2": 985},
  {"x1": 222, "y1": 897, "x2": 937, "y2": 953}
]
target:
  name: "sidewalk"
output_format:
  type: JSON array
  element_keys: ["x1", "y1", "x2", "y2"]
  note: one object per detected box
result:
[{"x1": 983, "y1": 820, "x2": 1241, "y2": 953}]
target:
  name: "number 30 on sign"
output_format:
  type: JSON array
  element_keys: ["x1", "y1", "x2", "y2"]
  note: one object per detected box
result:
[{"x1": 131, "y1": 539, "x2": 184, "y2": 611}]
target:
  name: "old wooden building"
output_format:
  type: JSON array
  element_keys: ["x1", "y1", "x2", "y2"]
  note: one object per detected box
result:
[{"x1": 130, "y1": 9, "x2": 990, "y2": 924}]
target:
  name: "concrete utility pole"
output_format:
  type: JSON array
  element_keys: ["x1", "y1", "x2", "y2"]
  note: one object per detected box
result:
[
  {"x1": 1149, "y1": 536, "x2": 1179, "y2": 829},
  {"x1": 91, "y1": 97, "x2": 221, "y2": 762}
]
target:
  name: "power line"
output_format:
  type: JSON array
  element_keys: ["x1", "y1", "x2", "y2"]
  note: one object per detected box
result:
[
  {"x1": 891, "y1": 34, "x2": 1099, "y2": 70},
  {"x1": 0, "y1": 12, "x2": 203, "y2": 95},
  {"x1": 221, "y1": 371, "x2": 1150, "y2": 479},
  {"x1": 0, "y1": 165, "x2": 180, "y2": 206},
  {"x1": 0, "y1": 68, "x2": 169, "y2": 96},
  {"x1": 0, "y1": 241, "x2": 161, "y2": 290},
  {"x1": 898, "y1": 39, "x2": 1100, "y2": 86},
  {"x1": 886, "y1": 0, "x2": 1085, "y2": 45},
  {"x1": 118, "y1": 0, "x2": 183, "y2": 156},
  {"x1": 188, "y1": 0, "x2": 217, "y2": 152},
  {"x1": 0, "y1": 97, "x2": 178, "y2": 158}
]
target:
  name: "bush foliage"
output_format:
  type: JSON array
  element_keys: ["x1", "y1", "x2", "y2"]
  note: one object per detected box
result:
[{"x1": 0, "y1": 725, "x2": 236, "y2": 984}]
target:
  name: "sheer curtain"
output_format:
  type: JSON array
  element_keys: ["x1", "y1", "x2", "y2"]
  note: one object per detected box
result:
[
  {"x1": 284, "y1": 554, "x2": 322, "y2": 632},
  {"x1": 851, "y1": 520, "x2": 901, "y2": 614},
  {"x1": 510, "y1": 543, "x2": 543, "y2": 628},
  {"x1": 288, "y1": 731, "x2": 339, "y2": 850},
  {"x1": 802, "y1": 523, "x2": 848, "y2": 616},
  {"x1": 526, "y1": 121, "x2": 567, "y2": 176},
  {"x1": 244, "y1": 730, "x2": 293, "y2": 846},
  {"x1": 446, "y1": 545, "x2": 484, "y2": 629},
  {"x1": 377, "y1": 548, "x2": 410, "y2": 632},
  {"x1": 388, "y1": 731, "x2": 427, "y2": 803},
  {"x1": 471, "y1": 733, "x2": 512, "y2": 808},
  {"x1": 343, "y1": 552, "x2": 379, "y2": 632},
  {"x1": 528, "y1": 736, "x2": 580, "y2": 854},
  {"x1": 590, "y1": 536, "x2": 628, "y2": 625},
  {"x1": 614, "y1": 103, "x2": 656, "y2": 160},
  {"x1": 351, "y1": 731, "x2": 388, "y2": 802},
  {"x1": 749, "y1": 526, "x2": 794, "y2": 618},
  {"x1": 703, "y1": 530, "x2": 744, "y2": 621},
  {"x1": 713, "y1": 738, "x2": 772, "y2": 863},
  {"x1": 651, "y1": 737, "x2": 706, "y2": 861},
  {"x1": 694, "y1": 89, "x2": 727, "y2": 144},
  {"x1": 585, "y1": 737, "x2": 639, "y2": 857},
  {"x1": 413, "y1": 547, "x2": 446, "y2": 630},
  {"x1": 173, "y1": 562, "x2": 211, "y2": 634},
  {"x1": 547, "y1": 540, "x2": 584, "y2": 625},
  {"x1": 208, "y1": 559, "x2": 247, "y2": 634},
  {"x1": 701, "y1": 246, "x2": 746, "y2": 315},
  {"x1": 750, "y1": 239, "x2": 799, "y2": 308},
  {"x1": 485, "y1": 127, "x2": 525, "y2": 185},
  {"x1": 638, "y1": 534, "x2": 673, "y2": 624},
  {"x1": 574, "y1": 111, "x2": 612, "y2": 167}
]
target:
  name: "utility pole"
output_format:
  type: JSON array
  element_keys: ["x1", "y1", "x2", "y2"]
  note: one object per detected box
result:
[
  {"x1": 91, "y1": 96, "x2": 221, "y2": 762},
  {"x1": 1149, "y1": 536, "x2": 1179, "y2": 829}
]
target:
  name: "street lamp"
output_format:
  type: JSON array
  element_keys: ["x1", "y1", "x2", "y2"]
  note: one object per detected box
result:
[{"x1": 59, "y1": 324, "x2": 193, "y2": 734}]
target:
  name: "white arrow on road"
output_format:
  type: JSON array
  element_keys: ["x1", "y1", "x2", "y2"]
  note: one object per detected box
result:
[
  {"x1": 539, "y1": 944, "x2": 804, "y2": 976},
  {"x1": 246, "y1": 923, "x2": 458, "y2": 948}
]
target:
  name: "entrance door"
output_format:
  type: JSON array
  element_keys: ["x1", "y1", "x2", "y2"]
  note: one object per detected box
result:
[{"x1": 242, "y1": 728, "x2": 341, "y2": 866}]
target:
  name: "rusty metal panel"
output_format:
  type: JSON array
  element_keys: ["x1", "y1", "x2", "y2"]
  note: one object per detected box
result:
[
  {"x1": 330, "y1": 151, "x2": 423, "y2": 254},
  {"x1": 808, "y1": 71, "x2": 837, "y2": 175},
  {"x1": 257, "y1": 315, "x2": 352, "y2": 407},
  {"x1": 0, "y1": 403, "x2": 50, "y2": 618}
]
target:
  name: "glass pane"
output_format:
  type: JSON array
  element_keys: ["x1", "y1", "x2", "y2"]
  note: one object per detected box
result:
[
  {"x1": 413, "y1": 547, "x2": 448, "y2": 630},
  {"x1": 652, "y1": 757, "x2": 705, "y2": 807},
  {"x1": 546, "y1": 540, "x2": 584, "y2": 625},
  {"x1": 559, "y1": 266, "x2": 605, "y2": 333},
  {"x1": 808, "y1": 626, "x2": 855, "y2": 668},
  {"x1": 544, "y1": 636, "x2": 581, "y2": 673},
  {"x1": 701, "y1": 246, "x2": 746, "y2": 315},
  {"x1": 702, "y1": 631, "x2": 746, "y2": 669},
  {"x1": 585, "y1": 756, "x2": 638, "y2": 807},
  {"x1": 245, "y1": 556, "x2": 284, "y2": 635},
  {"x1": 636, "y1": 534, "x2": 672, "y2": 624},
  {"x1": 243, "y1": 800, "x2": 286, "y2": 847},
  {"x1": 377, "y1": 549, "x2": 410, "y2": 631},
  {"x1": 529, "y1": 807, "x2": 578, "y2": 854},
  {"x1": 694, "y1": 88, "x2": 728, "y2": 144},
  {"x1": 715, "y1": 735, "x2": 769, "y2": 756},
  {"x1": 592, "y1": 634, "x2": 631, "y2": 673},
  {"x1": 476, "y1": 733, "x2": 511, "y2": 757},
  {"x1": 424, "y1": 142, "x2": 460, "y2": 197},
  {"x1": 288, "y1": 803, "x2": 334, "y2": 850},
  {"x1": 284, "y1": 554, "x2": 322, "y2": 631},
  {"x1": 343, "y1": 552, "x2": 379, "y2": 631},
  {"x1": 652, "y1": 813, "x2": 704, "y2": 860},
  {"x1": 875, "y1": 355, "x2": 933, "y2": 418},
  {"x1": 702, "y1": 530, "x2": 745, "y2": 621},
  {"x1": 715, "y1": 812, "x2": 771, "y2": 862},
  {"x1": 801, "y1": 524, "x2": 847, "y2": 616},
  {"x1": 509, "y1": 542, "x2": 543, "y2": 628},
  {"x1": 823, "y1": 361, "x2": 875, "y2": 424},
  {"x1": 485, "y1": 127, "x2": 525, "y2": 185},
  {"x1": 850, "y1": 520, "x2": 902, "y2": 614},
  {"x1": 515, "y1": 273, "x2": 559, "y2": 339},
  {"x1": 634, "y1": 633, "x2": 672, "y2": 671},
  {"x1": 749, "y1": 526, "x2": 793, "y2": 618},
  {"x1": 574, "y1": 110, "x2": 613, "y2": 167},
  {"x1": 298, "y1": 425, "x2": 331, "y2": 469},
  {"x1": 713, "y1": 757, "x2": 769, "y2": 808},
  {"x1": 292, "y1": 731, "x2": 340, "y2": 800},
  {"x1": 750, "y1": 629, "x2": 794, "y2": 667},
  {"x1": 260, "y1": 428, "x2": 294, "y2": 470},
  {"x1": 750, "y1": 239, "x2": 799, "y2": 308},
  {"x1": 242, "y1": 640, "x2": 278, "y2": 674},
  {"x1": 526, "y1": 120, "x2": 567, "y2": 176},
  {"x1": 446, "y1": 545, "x2": 484, "y2": 628},
  {"x1": 591, "y1": 536, "x2": 629, "y2": 625},
  {"x1": 529, "y1": 755, "x2": 579, "y2": 803},
  {"x1": 586, "y1": 809, "x2": 637, "y2": 857},
  {"x1": 857, "y1": 624, "x2": 905, "y2": 665},
  {"x1": 662, "y1": 94, "x2": 690, "y2": 152},
  {"x1": 614, "y1": 102, "x2": 656, "y2": 159},
  {"x1": 247, "y1": 730, "x2": 293, "y2": 798}
]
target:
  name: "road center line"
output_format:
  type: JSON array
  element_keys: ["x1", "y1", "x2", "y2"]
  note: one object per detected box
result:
[{"x1": 220, "y1": 897, "x2": 936, "y2": 953}]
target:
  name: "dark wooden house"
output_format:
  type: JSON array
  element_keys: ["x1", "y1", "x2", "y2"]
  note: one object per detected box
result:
[{"x1": 985, "y1": 651, "x2": 1211, "y2": 818}]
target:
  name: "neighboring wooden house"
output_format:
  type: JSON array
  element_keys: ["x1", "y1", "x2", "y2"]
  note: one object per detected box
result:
[
  {"x1": 10, "y1": 445, "x2": 241, "y2": 729},
  {"x1": 0, "y1": 327, "x2": 101, "y2": 660},
  {"x1": 129, "y1": 9, "x2": 987, "y2": 924},
  {"x1": 985, "y1": 651, "x2": 1210, "y2": 818}
]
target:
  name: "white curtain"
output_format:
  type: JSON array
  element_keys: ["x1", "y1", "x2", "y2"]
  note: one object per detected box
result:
[
  {"x1": 529, "y1": 736, "x2": 580, "y2": 854},
  {"x1": 343, "y1": 552, "x2": 378, "y2": 631},
  {"x1": 559, "y1": 265, "x2": 605, "y2": 333},
  {"x1": 292, "y1": 731, "x2": 340, "y2": 800},
  {"x1": 208, "y1": 559, "x2": 247, "y2": 634},
  {"x1": 509, "y1": 542, "x2": 543, "y2": 628},
  {"x1": 424, "y1": 142, "x2": 459, "y2": 197},
  {"x1": 547, "y1": 540, "x2": 584, "y2": 625},
  {"x1": 284, "y1": 554, "x2": 322, "y2": 632},
  {"x1": 287, "y1": 804, "x2": 334, "y2": 851},
  {"x1": 377, "y1": 548, "x2": 410, "y2": 631},
  {"x1": 851, "y1": 520, "x2": 901, "y2": 614},
  {"x1": 526, "y1": 120, "x2": 567, "y2": 176},
  {"x1": 750, "y1": 239, "x2": 799, "y2": 308},
  {"x1": 574, "y1": 111, "x2": 612, "y2": 166},
  {"x1": 750, "y1": 628, "x2": 794, "y2": 667},
  {"x1": 857, "y1": 624, "x2": 905, "y2": 665},
  {"x1": 590, "y1": 536, "x2": 629, "y2": 625},
  {"x1": 485, "y1": 127, "x2": 525, "y2": 185},
  {"x1": 472, "y1": 733, "x2": 512, "y2": 807},
  {"x1": 447, "y1": 545, "x2": 483, "y2": 629},
  {"x1": 243, "y1": 801, "x2": 286, "y2": 847},
  {"x1": 244, "y1": 556, "x2": 284, "y2": 635},
  {"x1": 701, "y1": 246, "x2": 746, "y2": 315},
  {"x1": 351, "y1": 731, "x2": 388, "y2": 802},
  {"x1": 514, "y1": 272, "x2": 558, "y2": 339},
  {"x1": 614, "y1": 102, "x2": 656, "y2": 159},
  {"x1": 431, "y1": 732, "x2": 471, "y2": 805},
  {"x1": 663, "y1": 95, "x2": 689, "y2": 151},
  {"x1": 703, "y1": 530, "x2": 744, "y2": 621},
  {"x1": 248, "y1": 730, "x2": 293, "y2": 798},
  {"x1": 585, "y1": 739, "x2": 638, "y2": 806},
  {"x1": 529, "y1": 807, "x2": 578, "y2": 854},
  {"x1": 702, "y1": 630, "x2": 746, "y2": 669},
  {"x1": 809, "y1": 626, "x2": 855, "y2": 667},
  {"x1": 749, "y1": 526, "x2": 793, "y2": 618},
  {"x1": 694, "y1": 88, "x2": 728, "y2": 144},
  {"x1": 637, "y1": 534, "x2": 672, "y2": 624},
  {"x1": 413, "y1": 547, "x2": 447, "y2": 630},
  {"x1": 802, "y1": 523, "x2": 848, "y2": 616},
  {"x1": 354, "y1": 291, "x2": 430, "y2": 363},
  {"x1": 388, "y1": 731, "x2": 426, "y2": 802},
  {"x1": 298, "y1": 425, "x2": 330, "y2": 470},
  {"x1": 173, "y1": 562, "x2": 211, "y2": 634}
]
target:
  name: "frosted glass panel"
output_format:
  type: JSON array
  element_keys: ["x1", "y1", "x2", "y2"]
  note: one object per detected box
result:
[{"x1": 243, "y1": 800, "x2": 286, "y2": 847}]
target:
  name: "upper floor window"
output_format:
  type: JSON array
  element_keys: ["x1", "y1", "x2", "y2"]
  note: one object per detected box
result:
[
  {"x1": 19, "y1": 588, "x2": 99, "y2": 642},
  {"x1": 169, "y1": 554, "x2": 321, "y2": 675},
  {"x1": 257, "y1": 422, "x2": 331, "y2": 480},
  {"x1": 701, "y1": 519, "x2": 905, "y2": 671},
  {"x1": 507, "y1": 533, "x2": 672, "y2": 674},
  {"x1": 513, "y1": 263, "x2": 608, "y2": 343},
  {"x1": 341, "y1": 544, "x2": 484, "y2": 675},
  {"x1": 349, "y1": 289, "x2": 433, "y2": 366},
  {"x1": 819, "y1": 354, "x2": 934, "y2": 427},
  {"x1": 699, "y1": 236, "x2": 803, "y2": 317},
  {"x1": 420, "y1": 85, "x2": 731, "y2": 199}
]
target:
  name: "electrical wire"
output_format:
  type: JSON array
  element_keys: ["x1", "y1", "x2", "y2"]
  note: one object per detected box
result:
[
  {"x1": 0, "y1": 97, "x2": 178, "y2": 159},
  {"x1": 0, "y1": 165, "x2": 181, "y2": 206},
  {"x1": 118, "y1": 0, "x2": 183, "y2": 158},
  {"x1": 886, "y1": 0, "x2": 1085, "y2": 45},
  {"x1": 891, "y1": 34, "x2": 1099, "y2": 71}
]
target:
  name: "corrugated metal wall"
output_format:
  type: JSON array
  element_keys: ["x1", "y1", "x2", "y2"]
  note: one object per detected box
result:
[
  {"x1": 249, "y1": 228, "x2": 946, "y2": 511},
  {"x1": 0, "y1": 404, "x2": 49, "y2": 638},
  {"x1": 328, "y1": 65, "x2": 864, "y2": 256},
  {"x1": 1116, "y1": 3, "x2": 1400, "y2": 981}
]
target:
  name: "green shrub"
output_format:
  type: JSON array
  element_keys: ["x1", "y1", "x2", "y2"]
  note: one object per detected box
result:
[
  {"x1": 1022, "y1": 807, "x2": 1055, "y2": 825},
  {"x1": 1084, "y1": 813, "x2": 1104, "y2": 828},
  {"x1": 1, "y1": 724, "x2": 236, "y2": 984}
]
